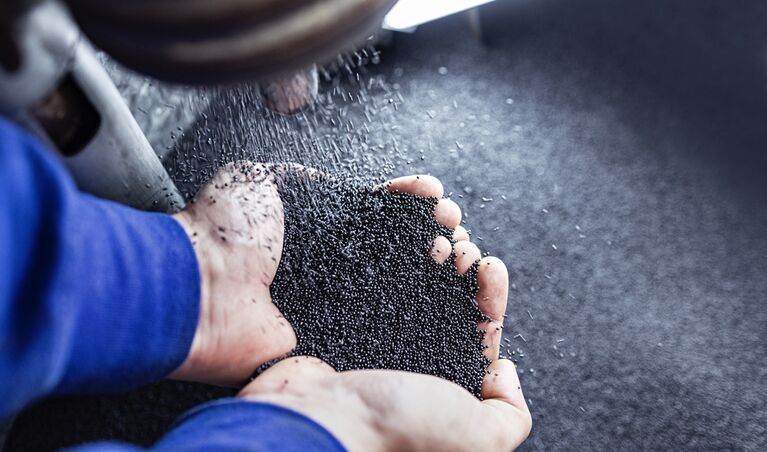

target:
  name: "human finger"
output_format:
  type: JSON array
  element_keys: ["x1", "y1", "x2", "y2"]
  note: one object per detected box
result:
[
  {"x1": 434, "y1": 198, "x2": 461, "y2": 229},
  {"x1": 239, "y1": 356, "x2": 336, "y2": 398},
  {"x1": 454, "y1": 240, "x2": 481, "y2": 274},
  {"x1": 453, "y1": 225, "x2": 470, "y2": 241},
  {"x1": 383, "y1": 175, "x2": 444, "y2": 198},
  {"x1": 430, "y1": 235, "x2": 452, "y2": 264}
]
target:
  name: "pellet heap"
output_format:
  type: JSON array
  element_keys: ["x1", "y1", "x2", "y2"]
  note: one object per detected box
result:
[{"x1": 269, "y1": 171, "x2": 491, "y2": 397}]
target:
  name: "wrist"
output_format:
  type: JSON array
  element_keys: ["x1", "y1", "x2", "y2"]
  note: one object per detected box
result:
[
  {"x1": 162, "y1": 163, "x2": 296, "y2": 386},
  {"x1": 168, "y1": 210, "x2": 213, "y2": 382}
]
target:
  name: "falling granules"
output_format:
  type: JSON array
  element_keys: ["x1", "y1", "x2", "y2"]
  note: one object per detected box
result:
[{"x1": 267, "y1": 171, "x2": 491, "y2": 397}]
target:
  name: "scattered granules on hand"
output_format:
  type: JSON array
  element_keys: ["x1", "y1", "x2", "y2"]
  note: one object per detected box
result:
[{"x1": 267, "y1": 171, "x2": 490, "y2": 397}]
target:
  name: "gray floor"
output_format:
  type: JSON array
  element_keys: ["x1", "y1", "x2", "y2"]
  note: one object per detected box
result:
[
  {"x1": 7, "y1": 0, "x2": 767, "y2": 450},
  {"x1": 387, "y1": 2, "x2": 767, "y2": 450},
  {"x1": 370, "y1": 3, "x2": 767, "y2": 449}
]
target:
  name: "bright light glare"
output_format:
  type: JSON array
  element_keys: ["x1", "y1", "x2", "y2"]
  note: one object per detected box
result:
[{"x1": 383, "y1": 0, "x2": 496, "y2": 31}]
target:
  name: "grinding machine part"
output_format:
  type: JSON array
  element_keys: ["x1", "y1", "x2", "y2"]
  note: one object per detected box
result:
[
  {"x1": 0, "y1": 1, "x2": 185, "y2": 213},
  {"x1": 64, "y1": 0, "x2": 399, "y2": 85}
]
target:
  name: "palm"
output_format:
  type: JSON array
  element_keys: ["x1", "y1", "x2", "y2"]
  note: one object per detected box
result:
[
  {"x1": 241, "y1": 357, "x2": 531, "y2": 451},
  {"x1": 170, "y1": 162, "x2": 464, "y2": 387},
  {"x1": 171, "y1": 163, "x2": 296, "y2": 385}
]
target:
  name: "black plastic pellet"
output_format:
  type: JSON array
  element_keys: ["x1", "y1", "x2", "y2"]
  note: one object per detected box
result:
[{"x1": 264, "y1": 171, "x2": 491, "y2": 398}]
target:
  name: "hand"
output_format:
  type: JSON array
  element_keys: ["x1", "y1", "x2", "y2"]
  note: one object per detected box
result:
[
  {"x1": 238, "y1": 227, "x2": 532, "y2": 451},
  {"x1": 169, "y1": 162, "x2": 465, "y2": 386},
  {"x1": 240, "y1": 358, "x2": 530, "y2": 451}
]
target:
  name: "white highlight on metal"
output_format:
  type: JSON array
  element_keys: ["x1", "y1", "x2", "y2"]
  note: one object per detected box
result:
[{"x1": 383, "y1": 0, "x2": 496, "y2": 31}]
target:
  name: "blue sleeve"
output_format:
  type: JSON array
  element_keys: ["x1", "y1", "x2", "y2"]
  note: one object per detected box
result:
[
  {"x1": 70, "y1": 400, "x2": 346, "y2": 452},
  {"x1": 152, "y1": 400, "x2": 347, "y2": 451},
  {"x1": 0, "y1": 117, "x2": 201, "y2": 420}
]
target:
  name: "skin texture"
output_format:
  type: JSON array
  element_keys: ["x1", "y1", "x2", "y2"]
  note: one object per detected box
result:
[
  {"x1": 170, "y1": 162, "x2": 294, "y2": 385},
  {"x1": 169, "y1": 163, "x2": 531, "y2": 449}
]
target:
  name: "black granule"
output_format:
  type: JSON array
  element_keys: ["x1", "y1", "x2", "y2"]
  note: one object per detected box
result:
[{"x1": 268, "y1": 171, "x2": 491, "y2": 397}]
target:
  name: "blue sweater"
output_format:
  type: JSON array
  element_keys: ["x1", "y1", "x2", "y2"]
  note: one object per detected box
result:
[{"x1": 0, "y1": 117, "x2": 344, "y2": 451}]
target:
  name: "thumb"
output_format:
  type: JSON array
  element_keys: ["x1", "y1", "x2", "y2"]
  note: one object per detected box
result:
[
  {"x1": 239, "y1": 356, "x2": 336, "y2": 398},
  {"x1": 480, "y1": 359, "x2": 533, "y2": 449}
]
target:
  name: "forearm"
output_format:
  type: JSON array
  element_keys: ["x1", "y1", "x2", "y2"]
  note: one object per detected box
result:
[{"x1": 0, "y1": 117, "x2": 200, "y2": 419}]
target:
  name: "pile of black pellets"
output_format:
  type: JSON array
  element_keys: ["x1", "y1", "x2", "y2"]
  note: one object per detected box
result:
[{"x1": 268, "y1": 171, "x2": 491, "y2": 397}]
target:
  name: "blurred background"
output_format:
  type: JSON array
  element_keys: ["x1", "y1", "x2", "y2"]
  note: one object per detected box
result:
[{"x1": 3, "y1": 0, "x2": 767, "y2": 450}]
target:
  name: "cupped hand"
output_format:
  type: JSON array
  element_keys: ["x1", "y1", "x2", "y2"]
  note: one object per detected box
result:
[
  {"x1": 240, "y1": 357, "x2": 531, "y2": 451},
  {"x1": 238, "y1": 240, "x2": 531, "y2": 450},
  {"x1": 169, "y1": 162, "x2": 465, "y2": 386}
]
